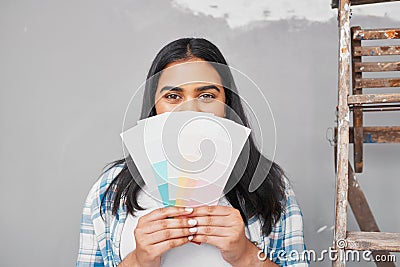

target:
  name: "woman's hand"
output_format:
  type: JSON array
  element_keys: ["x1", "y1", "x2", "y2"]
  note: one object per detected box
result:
[
  {"x1": 189, "y1": 206, "x2": 278, "y2": 267},
  {"x1": 120, "y1": 206, "x2": 197, "y2": 267}
]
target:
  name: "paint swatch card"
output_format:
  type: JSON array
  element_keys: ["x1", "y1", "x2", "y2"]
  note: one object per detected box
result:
[{"x1": 121, "y1": 111, "x2": 251, "y2": 208}]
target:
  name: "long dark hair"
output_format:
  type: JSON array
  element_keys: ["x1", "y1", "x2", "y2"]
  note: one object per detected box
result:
[{"x1": 101, "y1": 38, "x2": 286, "y2": 236}]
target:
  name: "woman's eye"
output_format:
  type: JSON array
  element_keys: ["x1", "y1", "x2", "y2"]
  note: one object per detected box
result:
[
  {"x1": 199, "y1": 93, "x2": 215, "y2": 101},
  {"x1": 165, "y1": 94, "x2": 181, "y2": 100}
]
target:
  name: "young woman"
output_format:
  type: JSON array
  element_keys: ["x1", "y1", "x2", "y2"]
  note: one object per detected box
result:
[{"x1": 77, "y1": 38, "x2": 308, "y2": 267}]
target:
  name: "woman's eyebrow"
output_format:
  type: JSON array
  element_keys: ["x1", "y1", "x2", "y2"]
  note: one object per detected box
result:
[
  {"x1": 196, "y1": 85, "x2": 220, "y2": 92},
  {"x1": 159, "y1": 86, "x2": 184, "y2": 93},
  {"x1": 159, "y1": 85, "x2": 220, "y2": 93}
]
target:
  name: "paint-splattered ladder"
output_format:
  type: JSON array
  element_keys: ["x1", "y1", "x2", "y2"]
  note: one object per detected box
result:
[{"x1": 332, "y1": 0, "x2": 400, "y2": 266}]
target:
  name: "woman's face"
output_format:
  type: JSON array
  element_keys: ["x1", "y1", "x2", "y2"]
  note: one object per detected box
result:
[{"x1": 154, "y1": 58, "x2": 226, "y2": 117}]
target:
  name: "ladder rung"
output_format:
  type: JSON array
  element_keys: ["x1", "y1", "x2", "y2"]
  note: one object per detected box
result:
[
  {"x1": 354, "y1": 62, "x2": 400, "y2": 72},
  {"x1": 353, "y1": 28, "x2": 400, "y2": 40},
  {"x1": 333, "y1": 0, "x2": 400, "y2": 9},
  {"x1": 348, "y1": 126, "x2": 400, "y2": 143},
  {"x1": 354, "y1": 46, "x2": 400, "y2": 56},
  {"x1": 348, "y1": 93, "x2": 400, "y2": 104},
  {"x1": 346, "y1": 232, "x2": 400, "y2": 251},
  {"x1": 355, "y1": 78, "x2": 400, "y2": 88}
]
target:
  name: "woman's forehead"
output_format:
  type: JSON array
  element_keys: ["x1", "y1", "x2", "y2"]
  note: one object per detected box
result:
[{"x1": 157, "y1": 60, "x2": 222, "y2": 88}]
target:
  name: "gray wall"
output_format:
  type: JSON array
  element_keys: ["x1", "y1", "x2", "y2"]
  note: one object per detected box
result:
[{"x1": 1, "y1": 1, "x2": 399, "y2": 266}]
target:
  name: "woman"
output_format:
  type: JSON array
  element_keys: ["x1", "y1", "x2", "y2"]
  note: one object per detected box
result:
[{"x1": 77, "y1": 38, "x2": 308, "y2": 267}]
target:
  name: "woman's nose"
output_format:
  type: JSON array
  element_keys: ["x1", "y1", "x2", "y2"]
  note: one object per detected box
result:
[{"x1": 175, "y1": 99, "x2": 201, "y2": 112}]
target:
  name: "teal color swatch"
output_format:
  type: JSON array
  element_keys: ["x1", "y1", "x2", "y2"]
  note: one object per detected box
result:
[{"x1": 152, "y1": 160, "x2": 172, "y2": 207}]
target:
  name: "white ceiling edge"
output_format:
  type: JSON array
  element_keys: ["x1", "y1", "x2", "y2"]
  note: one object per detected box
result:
[{"x1": 171, "y1": 0, "x2": 400, "y2": 29}]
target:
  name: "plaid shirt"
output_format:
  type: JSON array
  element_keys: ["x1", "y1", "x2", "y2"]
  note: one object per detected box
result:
[{"x1": 77, "y1": 164, "x2": 309, "y2": 267}]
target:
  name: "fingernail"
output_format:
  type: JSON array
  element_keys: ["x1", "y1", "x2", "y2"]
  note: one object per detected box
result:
[
  {"x1": 188, "y1": 235, "x2": 194, "y2": 241},
  {"x1": 188, "y1": 219, "x2": 197, "y2": 226},
  {"x1": 189, "y1": 227, "x2": 198, "y2": 233},
  {"x1": 185, "y1": 207, "x2": 193, "y2": 213}
]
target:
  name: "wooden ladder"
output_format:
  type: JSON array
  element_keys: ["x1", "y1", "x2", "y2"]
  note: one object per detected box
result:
[{"x1": 333, "y1": 0, "x2": 400, "y2": 266}]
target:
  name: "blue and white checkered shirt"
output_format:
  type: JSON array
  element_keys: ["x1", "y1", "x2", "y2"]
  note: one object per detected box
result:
[{"x1": 76, "y1": 164, "x2": 309, "y2": 266}]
